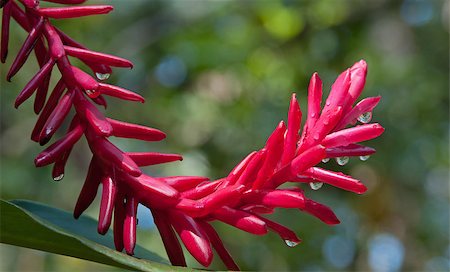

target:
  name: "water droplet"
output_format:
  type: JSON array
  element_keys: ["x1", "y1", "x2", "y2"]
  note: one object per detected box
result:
[
  {"x1": 322, "y1": 158, "x2": 330, "y2": 163},
  {"x1": 53, "y1": 174, "x2": 64, "y2": 181},
  {"x1": 310, "y1": 113, "x2": 316, "y2": 118},
  {"x1": 309, "y1": 182, "x2": 323, "y2": 190},
  {"x1": 360, "y1": 155, "x2": 371, "y2": 161},
  {"x1": 85, "y1": 89, "x2": 95, "y2": 96},
  {"x1": 313, "y1": 133, "x2": 320, "y2": 141},
  {"x1": 95, "y1": 72, "x2": 110, "y2": 81},
  {"x1": 336, "y1": 156, "x2": 349, "y2": 166},
  {"x1": 285, "y1": 240, "x2": 299, "y2": 247},
  {"x1": 357, "y1": 112, "x2": 372, "y2": 124}
]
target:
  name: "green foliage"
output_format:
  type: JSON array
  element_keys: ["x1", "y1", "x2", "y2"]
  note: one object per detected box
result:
[{"x1": 0, "y1": 199, "x2": 195, "y2": 271}]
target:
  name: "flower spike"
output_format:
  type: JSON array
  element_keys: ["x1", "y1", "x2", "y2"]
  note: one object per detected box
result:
[{"x1": 2, "y1": 0, "x2": 384, "y2": 269}]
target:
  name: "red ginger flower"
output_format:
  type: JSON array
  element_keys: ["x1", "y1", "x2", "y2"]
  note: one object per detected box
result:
[{"x1": 1, "y1": 0, "x2": 384, "y2": 270}]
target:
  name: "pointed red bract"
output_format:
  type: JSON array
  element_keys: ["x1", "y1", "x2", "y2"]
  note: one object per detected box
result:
[
  {"x1": 7, "y1": 17, "x2": 44, "y2": 81},
  {"x1": 281, "y1": 94, "x2": 301, "y2": 166},
  {"x1": 64, "y1": 45, "x2": 133, "y2": 68},
  {"x1": 98, "y1": 176, "x2": 116, "y2": 234},
  {"x1": 169, "y1": 210, "x2": 213, "y2": 267},
  {"x1": 152, "y1": 209, "x2": 187, "y2": 267},
  {"x1": 38, "y1": 5, "x2": 113, "y2": 19},
  {"x1": 1, "y1": 1, "x2": 11, "y2": 63}
]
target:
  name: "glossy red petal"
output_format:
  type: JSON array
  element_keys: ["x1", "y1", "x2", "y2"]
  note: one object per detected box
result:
[
  {"x1": 325, "y1": 144, "x2": 376, "y2": 158},
  {"x1": 39, "y1": 90, "x2": 74, "y2": 145},
  {"x1": 42, "y1": 0, "x2": 87, "y2": 3},
  {"x1": 199, "y1": 221, "x2": 239, "y2": 271},
  {"x1": 42, "y1": 22, "x2": 65, "y2": 60},
  {"x1": 152, "y1": 209, "x2": 187, "y2": 267},
  {"x1": 98, "y1": 83, "x2": 144, "y2": 102},
  {"x1": 34, "y1": 122, "x2": 84, "y2": 167},
  {"x1": 322, "y1": 123, "x2": 385, "y2": 148},
  {"x1": 160, "y1": 176, "x2": 209, "y2": 192},
  {"x1": 212, "y1": 206, "x2": 268, "y2": 235},
  {"x1": 34, "y1": 70, "x2": 52, "y2": 114},
  {"x1": 169, "y1": 210, "x2": 213, "y2": 267},
  {"x1": 88, "y1": 136, "x2": 141, "y2": 177},
  {"x1": 335, "y1": 96, "x2": 381, "y2": 130},
  {"x1": 122, "y1": 174, "x2": 180, "y2": 208},
  {"x1": 304, "y1": 167, "x2": 367, "y2": 194},
  {"x1": 301, "y1": 198, "x2": 340, "y2": 225},
  {"x1": 98, "y1": 176, "x2": 116, "y2": 235},
  {"x1": 235, "y1": 150, "x2": 266, "y2": 185},
  {"x1": 113, "y1": 194, "x2": 126, "y2": 252},
  {"x1": 1, "y1": 1, "x2": 11, "y2": 63},
  {"x1": 281, "y1": 94, "x2": 301, "y2": 166},
  {"x1": 15, "y1": 58, "x2": 55, "y2": 108},
  {"x1": 108, "y1": 118, "x2": 166, "y2": 141},
  {"x1": 127, "y1": 152, "x2": 182, "y2": 166},
  {"x1": 71, "y1": 66, "x2": 99, "y2": 97},
  {"x1": 7, "y1": 16, "x2": 44, "y2": 81},
  {"x1": 74, "y1": 158, "x2": 103, "y2": 218},
  {"x1": 38, "y1": 5, "x2": 113, "y2": 19},
  {"x1": 64, "y1": 45, "x2": 133, "y2": 68},
  {"x1": 253, "y1": 121, "x2": 286, "y2": 189},
  {"x1": 254, "y1": 215, "x2": 301, "y2": 246},
  {"x1": 123, "y1": 197, "x2": 138, "y2": 255},
  {"x1": 31, "y1": 78, "x2": 66, "y2": 142},
  {"x1": 306, "y1": 72, "x2": 323, "y2": 133},
  {"x1": 218, "y1": 151, "x2": 257, "y2": 189},
  {"x1": 249, "y1": 189, "x2": 306, "y2": 209},
  {"x1": 343, "y1": 60, "x2": 368, "y2": 113},
  {"x1": 74, "y1": 92, "x2": 112, "y2": 137}
]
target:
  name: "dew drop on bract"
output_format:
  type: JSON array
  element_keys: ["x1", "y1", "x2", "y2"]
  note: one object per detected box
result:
[
  {"x1": 285, "y1": 240, "x2": 299, "y2": 247},
  {"x1": 96, "y1": 72, "x2": 110, "y2": 81},
  {"x1": 309, "y1": 182, "x2": 323, "y2": 190},
  {"x1": 336, "y1": 156, "x2": 349, "y2": 166},
  {"x1": 357, "y1": 112, "x2": 372, "y2": 123},
  {"x1": 53, "y1": 174, "x2": 64, "y2": 181},
  {"x1": 360, "y1": 155, "x2": 371, "y2": 161},
  {"x1": 85, "y1": 89, "x2": 95, "y2": 96},
  {"x1": 322, "y1": 158, "x2": 330, "y2": 163}
]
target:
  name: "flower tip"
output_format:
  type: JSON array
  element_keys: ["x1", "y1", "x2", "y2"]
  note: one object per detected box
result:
[
  {"x1": 105, "y1": 5, "x2": 114, "y2": 12},
  {"x1": 39, "y1": 136, "x2": 51, "y2": 146},
  {"x1": 73, "y1": 210, "x2": 82, "y2": 219},
  {"x1": 98, "y1": 224, "x2": 109, "y2": 235},
  {"x1": 125, "y1": 248, "x2": 134, "y2": 256},
  {"x1": 355, "y1": 183, "x2": 368, "y2": 194},
  {"x1": 33, "y1": 157, "x2": 41, "y2": 167},
  {"x1": 1, "y1": 51, "x2": 7, "y2": 63},
  {"x1": 303, "y1": 199, "x2": 340, "y2": 225},
  {"x1": 358, "y1": 59, "x2": 367, "y2": 68},
  {"x1": 373, "y1": 123, "x2": 385, "y2": 134}
]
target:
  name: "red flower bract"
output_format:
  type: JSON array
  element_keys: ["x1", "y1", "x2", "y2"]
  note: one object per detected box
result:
[{"x1": 1, "y1": 0, "x2": 384, "y2": 270}]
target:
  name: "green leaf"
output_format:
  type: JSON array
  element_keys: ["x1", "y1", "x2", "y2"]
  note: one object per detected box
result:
[{"x1": 0, "y1": 199, "x2": 196, "y2": 272}]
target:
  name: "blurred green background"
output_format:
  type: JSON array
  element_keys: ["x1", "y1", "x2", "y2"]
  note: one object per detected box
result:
[{"x1": 1, "y1": 0, "x2": 449, "y2": 271}]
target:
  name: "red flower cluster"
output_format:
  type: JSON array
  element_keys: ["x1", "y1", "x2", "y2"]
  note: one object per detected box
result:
[{"x1": 1, "y1": 0, "x2": 384, "y2": 270}]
